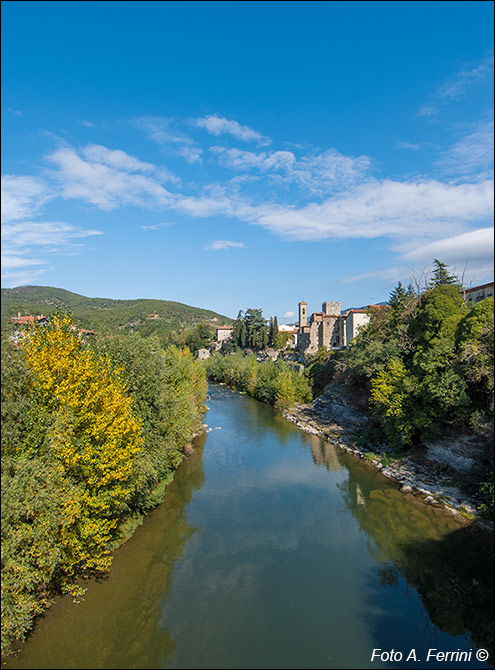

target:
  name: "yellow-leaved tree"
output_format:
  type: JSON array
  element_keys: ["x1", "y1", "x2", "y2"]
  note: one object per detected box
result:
[{"x1": 21, "y1": 315, "x2": 143, "y2": 576}]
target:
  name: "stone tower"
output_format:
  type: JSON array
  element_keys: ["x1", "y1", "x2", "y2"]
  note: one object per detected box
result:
[
  {"x1": 322, "y1": 300, "x2": 341, "y2": 316},
  {"x1": 298, "y1": 301, "x2": 308, "y2": 327}
]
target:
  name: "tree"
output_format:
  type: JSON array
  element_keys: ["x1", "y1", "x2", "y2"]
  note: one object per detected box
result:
[
  {"x1": 20, "y1": 315, "x2": 144, "y2": 576},
  {"x1": 429, "y1": 259, "x2": 462, "y2": 289}
]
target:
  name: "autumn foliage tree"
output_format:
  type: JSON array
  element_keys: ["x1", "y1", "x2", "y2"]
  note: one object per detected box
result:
[{"x1": 1, "y1": 316, "x2": 207, "y2": 654}]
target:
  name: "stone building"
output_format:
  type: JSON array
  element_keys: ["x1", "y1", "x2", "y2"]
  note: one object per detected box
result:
[
  {"x1": 214, "y1": 325, "x2": 233, "y2": 350},
  {"x1": 215, "y1": 325, "x2": 233, "y2": 343},
  {"x1": 297, "y1": 300, "x2": 371, "y2": 356}
]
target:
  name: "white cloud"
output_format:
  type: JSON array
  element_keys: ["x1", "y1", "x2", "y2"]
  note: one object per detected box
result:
[
  {"x1": 210, "y1": 146, "x2": 296, "y2": 172},
  {"x1": 437, "y1": 56, "x2": 494, "y2": 101},
  {"x1": 396, "y1": 141, "x2": 421, "y2": 150},
  {"x1": 46, "y1": 145, "x2": 175, "y2": 210},
  {"x1": 210, "y1": 146, "x2": 371, "y2": 195},
  {"x1": 2, "y1": 220, "x2": 102, "y2": 248},
  {"x1": 177, "y1": 145, "x2": 203, "y2": 164},
  {"x1": 343, "y1": 267, "x2": 403, "y2": 284},
  {"x1": 195, "y1": 115, "x2": 270, "y2": 145},
  {"x1": 417, "y1": 104, "x2": 437, "y2": 118},
  {"x1": 401, "y1": 227, "x2": 494, "y2": 266},
  {"x1": 204, "y1": 240, "x2": 245, "y2": 251},
  {"x1": 417, "y1": 56, "x2": 493, "y2": 117},
  {"x1": 140, "y1": 222, "x2": 175, "y2": 231},
  {"x1": 283, "y1": 311, "x2": 295, "y2": 318},
  {"x1": 82, "y1": 144, "x2": 156, "y2": 173},
  {"x1": 135, "y1": 116, "x2": 202, "y2": 163},
  {"x1": 436, "y1": 119, "x2": 494, "y2": 180},
  {"x1": 1, "y1": 175, "x2": 51, "y2": 223},
  {"x1": 1, "y1": 220, "x2": 103, "y2": 286},
  {"x1": 253, "y1": 179, "x2": 494, "y2": 241}
]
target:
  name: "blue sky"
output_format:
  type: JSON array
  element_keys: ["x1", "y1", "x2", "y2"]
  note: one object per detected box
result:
[{"x1": 2, "y1": 1, "x2": 493, "y2": 320}]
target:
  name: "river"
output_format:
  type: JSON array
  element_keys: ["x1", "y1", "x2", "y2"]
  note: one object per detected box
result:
[{"x1": 5, "y1": 384, "x2": 493, "y2": 669}]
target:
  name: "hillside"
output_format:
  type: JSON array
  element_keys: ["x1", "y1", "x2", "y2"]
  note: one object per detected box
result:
[{"x1": 1, "y1": 286, "x2": 233, "y2": 338}]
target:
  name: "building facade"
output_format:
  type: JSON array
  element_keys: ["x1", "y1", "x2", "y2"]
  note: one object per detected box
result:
[
  {"x1": 461, "y1": 282, "x2": 494, "y2": 306},
  {"x1": 297, "y1": 300, "x2": 371, "y2": 355}
]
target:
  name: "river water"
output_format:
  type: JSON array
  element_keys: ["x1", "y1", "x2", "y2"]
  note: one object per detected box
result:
[{"x1": 5, "y1": 384, "x2": 493, "y2": 669}]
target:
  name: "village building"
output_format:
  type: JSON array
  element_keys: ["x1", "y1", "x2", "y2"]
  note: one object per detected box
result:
[
  {"x1": 215, "y1": 325, "x2": 233, "y2": 350},
  {"x1": 461, "y1": 281, "x2": 494, "y2": 306},
  {"x1": 278, "y1": 323, "x2": 298, "y2": 347},
  {"x1": 297, "y1": 300, "x2": 372, "y2": 355},
  {"x1": 197, "y1": 348, "x2": 211, "y2": 360},
  {"x1": 10, "y1": 313, "x2": 48, "y2": 326},
  {"x1": 215, "y1": 325, "x2": 233, "y2": 343}
]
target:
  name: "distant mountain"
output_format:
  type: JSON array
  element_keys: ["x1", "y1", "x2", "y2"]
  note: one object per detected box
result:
[
  {"x1": 1, "y1": 285, "x2": 233, "y2": 336},
  {"x1": 341, "y1": 301, "x2": 388, "y2": 313}
]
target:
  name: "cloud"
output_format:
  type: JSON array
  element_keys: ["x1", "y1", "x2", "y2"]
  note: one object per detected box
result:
[
  {"x1": 204, "y1": 240, "x2": 245, "y2": 251},
  {"x1": 417, "y1": 104, "x2": 437, "y2": 118},
  {"x1": 437, "y1": 55, "x2": 494, "y2": 101},
  {"x1": 1, "y1": 175, "x2": 51, "y2": 223},
  {"x1": 82, "y1": 144, "x2": 157, "y2": 173},
  {"x1": 1, "y1": 220, "x2": 103, "y2": 286},
  {"x1": 417, "y1": 56, "x2": 494, "y2": 117},
  {"x1": 210, "y1": 146, "x2": 295, "y2": 172},
  {"x1": 2, "y1": 220, "x2": 102, "y2": 248},
  {"x1": 1, "y1": 168, "x2": 104, "y2": 287},
  {"x1": 135, "y1": 116, "x2": 202, "y2": 163},
  {"x1": 283, "y1": 311, "x2": 295, "y2": 318},
  {"x1": 140, "y1": 221, "x2": 175, "y2": 231},
  {"x1": 210, "y1": 146, "x2": 371, "y2": 195},
  {"x1": 435, "y1": 119, "x2": 494, "y2": 180},
  {"x1": 400, "y1": 226, "x2": 494, "y2": 267},
  {"x1": 396, "y1": 141, "x2": 421, "y2": 150},
  {"x1": 177, "y1": 145, "x2": 203, "y2": 164},
  {"x1": 343, "y1": 267, "x2": 403, "y2": 284},
  {"x1": 46, "y1": 145, "x2": 175, "y2": 210},
  {"x1": 252, "y1": 179, "x2": 493, "y2": 241},
  {"x1": 344, "y1": 228, "x2": 494, "y2": 287},
  {"x1": 195, "y1": 115, "x2": 270, "y2": 145}
]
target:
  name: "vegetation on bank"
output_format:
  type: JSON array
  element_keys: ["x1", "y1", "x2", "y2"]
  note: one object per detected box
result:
[
  {"x1": 1, "y1": 316, "x2": 207, "y2": 654},
  {"x1": 228, "y1": 309, "x2": 292, "y2": 351},
  {"x1": 205, "y1": 351, "x2": 312, "y2": 409},
  {"x1": 320, "y1": 273, "x2": 494, "y2": 517}
]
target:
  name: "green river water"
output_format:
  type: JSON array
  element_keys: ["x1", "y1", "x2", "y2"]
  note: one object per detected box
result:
[{"x1": 4, "y1": 384, "x2": 493, "y2": 669}]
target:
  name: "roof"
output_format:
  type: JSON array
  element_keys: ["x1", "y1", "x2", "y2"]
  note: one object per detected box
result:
[
  {"x1": 298, "y1": 301, "x2": 307, "y2": 305},
  {"x1": 216, "y1": 325, "x2": 233, "y2": 330},
  {"x1": 462, "y1": 281, "x2": 494, "y2": 293},
  {"x1": 10, "y1": 314, "x2": 47, "y2": 325}
]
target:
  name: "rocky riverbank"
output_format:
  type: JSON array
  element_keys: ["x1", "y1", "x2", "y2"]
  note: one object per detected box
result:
[{"x1": 283, "y1": 382, "x2": 490, "y2": 523}]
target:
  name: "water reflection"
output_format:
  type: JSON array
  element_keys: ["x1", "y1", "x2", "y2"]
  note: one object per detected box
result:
[
  {"x1": 4, "y1": 386, "x2": 493, "y2": 669},
  {"x1": 337, "y1": 454, "x2": 494, "y2": 665},
  {"x1": 5, "y1": 436, "x2": 207, "y2": 670}
]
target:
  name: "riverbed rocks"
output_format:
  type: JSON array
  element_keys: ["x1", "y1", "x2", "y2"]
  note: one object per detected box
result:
[{"x1": 282, "y1": 382, "x2": 484, "y2": 520}]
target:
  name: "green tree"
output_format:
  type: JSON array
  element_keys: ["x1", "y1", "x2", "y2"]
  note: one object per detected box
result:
[{"x1": 429, "y1": 259, "x2": 463, "y2": 289}]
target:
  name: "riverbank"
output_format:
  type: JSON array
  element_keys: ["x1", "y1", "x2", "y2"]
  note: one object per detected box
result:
[{"x1": 283, "y1": 381, "x2": 491, "y2": 524}]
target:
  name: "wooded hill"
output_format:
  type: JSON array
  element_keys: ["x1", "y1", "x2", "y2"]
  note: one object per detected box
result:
[{"x1": 1, "y1": 285, "x2": 233, "y2": 339}]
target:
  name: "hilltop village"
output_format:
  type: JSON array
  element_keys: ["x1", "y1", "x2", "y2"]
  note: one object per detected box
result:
[
  {"x1": 212, "y1": 281, "x2": 494, "y2": 359},
  {"x1": 212, "y1": 298, "x2": 378, "y2": 358}
]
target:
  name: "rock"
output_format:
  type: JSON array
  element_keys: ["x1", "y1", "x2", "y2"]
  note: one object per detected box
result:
[{"x1": 401, "y1": 484, "x2": 413, "y2": 493}]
